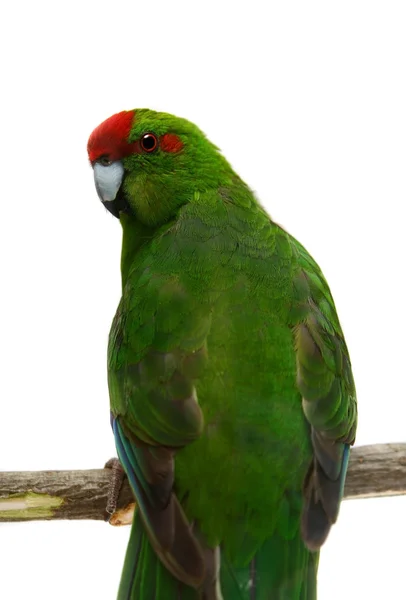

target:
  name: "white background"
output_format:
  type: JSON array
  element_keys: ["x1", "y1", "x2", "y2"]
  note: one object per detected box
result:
[{"x1": 1, "y1": 1, "x2": 405, "y2": 598}]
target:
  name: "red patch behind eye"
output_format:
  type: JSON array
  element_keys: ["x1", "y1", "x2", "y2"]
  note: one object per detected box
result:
[
  {"x1": 87, "y1": 110, "x2": 136, "y2": 163},
  {"x1": 160, "y1": 133, "x2": 183, "y2": 153}
]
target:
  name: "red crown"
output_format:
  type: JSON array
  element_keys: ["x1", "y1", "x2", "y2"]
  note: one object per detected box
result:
[{"x1": 87, "y1": 110, "x2": 136, "y2": 163}]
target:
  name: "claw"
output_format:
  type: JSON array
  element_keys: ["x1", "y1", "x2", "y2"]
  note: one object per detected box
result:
[{"x1": 109, "y1": 503, "x2": 136, "y2": 526}]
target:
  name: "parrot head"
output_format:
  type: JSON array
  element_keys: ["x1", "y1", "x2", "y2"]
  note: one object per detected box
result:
[{"x1": 88, "y1": 109, "x2": 230, "y2": 227}]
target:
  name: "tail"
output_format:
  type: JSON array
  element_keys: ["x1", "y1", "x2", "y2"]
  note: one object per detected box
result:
[
  {"x1": 220, "y1": 530, "x2": 319, "y2": 600},
  {"x1": 118, "y1": 513, "x2": 318, "y2": 600},
  {"x1": 118, "y1": 511, "x2": 214, "y2": 600}
]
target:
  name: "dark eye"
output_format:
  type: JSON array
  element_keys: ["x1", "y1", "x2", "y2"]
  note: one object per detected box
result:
[
  {"x1": 98, "y1": 156, "x2": 112, "y2": 167},
  {"x1": 140, "y1": 133, "x2": 158, "y2": 153}
]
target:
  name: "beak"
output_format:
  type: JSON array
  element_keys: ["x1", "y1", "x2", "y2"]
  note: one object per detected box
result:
[{"x1": 93, "y1": 161, "x2": 125, "y2": 218}]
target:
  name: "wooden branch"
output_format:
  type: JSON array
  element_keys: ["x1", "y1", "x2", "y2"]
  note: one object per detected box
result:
[
  {"x1": 0, "y1": 443, "x2": 405, "y2": 523},
  {"x1": 343, "y1": 443, "x2": 406, "y2": 499}
]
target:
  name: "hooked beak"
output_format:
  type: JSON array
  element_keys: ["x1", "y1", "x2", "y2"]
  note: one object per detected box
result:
[{"x1": 93, "y1": 161, "x2": 125, "y2": 218}]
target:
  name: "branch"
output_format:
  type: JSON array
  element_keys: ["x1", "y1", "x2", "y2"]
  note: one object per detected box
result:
[{"x1": 0, "y1": 443, "x2": 405, "y2": 523}]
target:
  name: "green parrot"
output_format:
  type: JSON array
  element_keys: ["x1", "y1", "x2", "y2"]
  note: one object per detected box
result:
[{"x1": 88, "y1": 109, "x2": 357, "y2": 599}]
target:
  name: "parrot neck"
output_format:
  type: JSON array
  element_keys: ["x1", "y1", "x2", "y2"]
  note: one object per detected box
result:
[{"x1": 119, "y1": 213, "x2": 155, "y2": 288}]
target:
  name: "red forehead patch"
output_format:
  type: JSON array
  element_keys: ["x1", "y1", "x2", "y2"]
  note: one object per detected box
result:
[{"x1": 87, "y1": 110, "x2": 136, "y2": 163}]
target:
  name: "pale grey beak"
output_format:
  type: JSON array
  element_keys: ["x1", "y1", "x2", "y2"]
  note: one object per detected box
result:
[{"x1": 94, "y1": 161, "x2": 124, "y2": 203}]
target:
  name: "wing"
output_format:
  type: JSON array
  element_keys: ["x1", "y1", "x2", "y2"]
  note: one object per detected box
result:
[
  {"x1": 288, "y1": 234, "x2": 357, "y2": 550},
  {"x1": 108, "y1": 257, "x2": 212, "y2": 588}
]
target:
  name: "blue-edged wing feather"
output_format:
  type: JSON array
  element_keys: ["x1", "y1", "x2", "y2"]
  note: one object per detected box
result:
[{"x1": 288, "y1": 233, "x2": 357, "y2": 550}]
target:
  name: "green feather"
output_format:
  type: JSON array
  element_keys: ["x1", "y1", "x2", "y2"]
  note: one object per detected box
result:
[{"x1": 89, "y1": 109, "x2": 357, "y2": 599}]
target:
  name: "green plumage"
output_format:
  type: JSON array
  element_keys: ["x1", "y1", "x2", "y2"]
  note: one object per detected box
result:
[{"x1": 89, "y1": 109, "x2": 357, "y2": 599}]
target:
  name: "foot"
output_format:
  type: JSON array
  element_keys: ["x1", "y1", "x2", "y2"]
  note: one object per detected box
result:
[{"x1": 104, "y1": 457, "x2": 125, "y2": 518}]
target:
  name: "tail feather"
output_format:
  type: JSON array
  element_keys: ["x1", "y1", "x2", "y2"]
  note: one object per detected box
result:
[
  {"x1": 118, "y1": 511, "x2": 200, "y2": 600},
  {"x1": 220, "y1": 531, "x2": 319, "y2": 600},
  {"x1": 117, "y1": 513, "x2": 143, "y2": 599},
  {"x1": 118, "y1": 516, "x2": 318, "y2": 600}
]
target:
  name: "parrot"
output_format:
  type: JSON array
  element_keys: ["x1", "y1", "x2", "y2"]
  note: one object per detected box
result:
[{"x1": 87, "y1": 109, "x2": 357, "y2": 600}]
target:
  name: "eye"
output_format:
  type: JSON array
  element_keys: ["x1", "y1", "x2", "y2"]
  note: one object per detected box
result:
[
  {"x1": 98, "y1": 156, "x2": 112, "y2": 167},
  {"x1": 140, "y1": 133, "x2": 158, "y2": 153}
]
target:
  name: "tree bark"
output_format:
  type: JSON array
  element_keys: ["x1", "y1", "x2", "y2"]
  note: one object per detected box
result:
[{"x1": 0, "y1": 443, "x2": 405, "y2": 523}]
